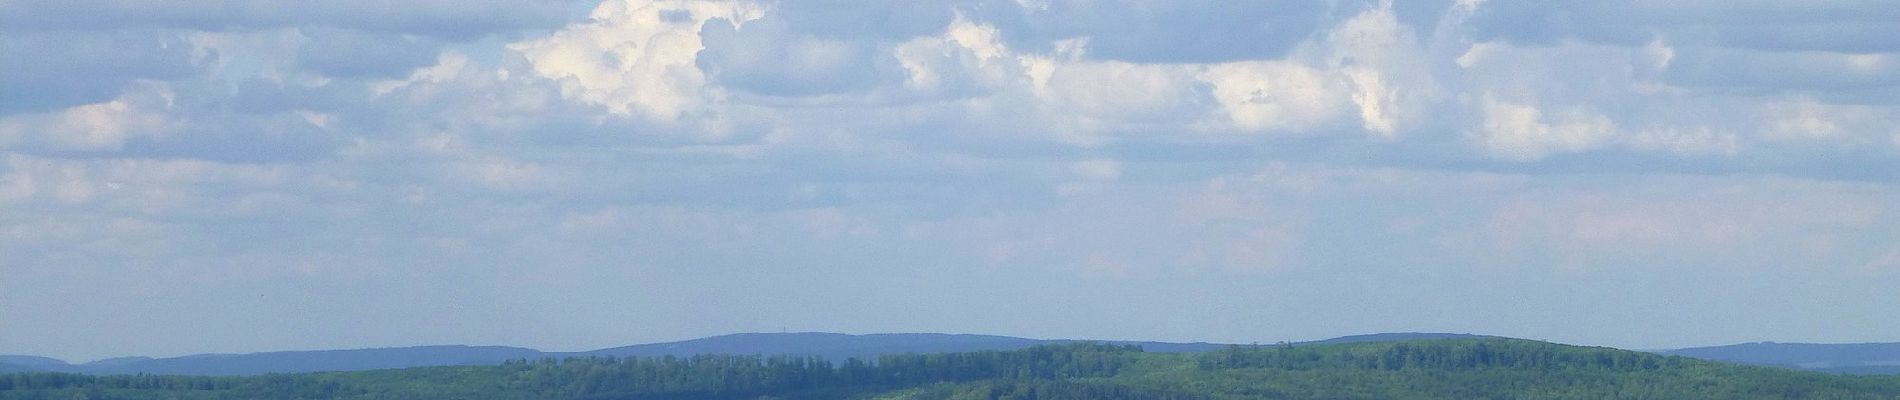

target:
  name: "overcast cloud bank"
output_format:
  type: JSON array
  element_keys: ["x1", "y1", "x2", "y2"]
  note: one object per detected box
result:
[{"x1": 2, "y1": 0, "x2": 1897, "y2": 361}]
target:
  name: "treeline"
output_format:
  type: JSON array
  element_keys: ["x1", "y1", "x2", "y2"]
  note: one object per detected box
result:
[
  {"x1": 1180, "y1": 339, "x2": 1900, "y2": 399},
  {"x1": 1198, "y1": 339, "x2": 1688, "y2": 371},
  {"x1": 507, "y1": 342, "x2": 1142, "y2": 399},
  {"x1": 6, "y1": 339, "x2": 1900, "y2": 399},
  {"x1": 0, "y1": 373, "x2": 353, "y2": 400},
  {"x1": 0, "y1": 343, "x2": 1147, "y2": 400},
  {"x1": 893, "y1": 379, "x2": 1208, "y2": 400}
]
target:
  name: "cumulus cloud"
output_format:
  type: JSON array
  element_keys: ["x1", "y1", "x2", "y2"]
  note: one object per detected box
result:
[
  {"x1": 1200, "y1": 61, "x2": 1350, "y2": 133},
  {"x1": 993, "y1": 0, "x2": 1329, "y2": 63},
  {"x1": 0, "y1": 31, "x2": 196, "y2": 114},
  {"x1": 1758, "y1": 97, "x2": 1894, "y2": 143},
  {"x1": 0, "y1": 85, "x2": 176, "y2": 152},
  {"x1": 1626, "y1": 127, "x2": 1740, "y2": 157},
  {"x1": 6, "y1": 0, "x2": 1900, "y2": 360},
  {"x1": 1466, "y1": 1, "x2": 1900, "y2": 53},
  {"x1": 695, "y1": 12, "x2": 898, "y2": 98},
  {"x1": 1472, "y1": 98, "x2": 1617, "y2": 161},
  {"x1": 0, "y1": 0, "x2": 586, "y2": 38},
  {"x1": 1320, "y1": 0, "x2": 1443, "y2": 137},
  {"x1": 1445, "y1": 174, "x2": 1899, "y2": 272},
  {"x1": 1666, "y1": 47, "x2": 1900, "y2": 92},
  {"x1": 511, "y1": 0, "x2": 767, "y2": 121},
  {"x1": 294, "y1": 28, "x2": 445, "y2": 78},
  {"x1": 892, "y1": 16, "x2": 1024, "y2": 96}
]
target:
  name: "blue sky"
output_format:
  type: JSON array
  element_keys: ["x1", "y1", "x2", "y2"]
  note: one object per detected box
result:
[{"x1": 2, "y1": 0, "x2": 1898, "y2": 362}]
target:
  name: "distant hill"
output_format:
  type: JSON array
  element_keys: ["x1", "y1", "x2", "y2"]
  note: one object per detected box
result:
[
  {"x1": 27, "y1": 331, "x2": 1885, "y2": 377},
  {"x1": 103, "y1": 345, "x2": 544, "y2": 376},
  {"x1": 1663, "y1": 342, "x2": 1900, "y2": 374},
  {"x1": 9, "y1": 338, "x2": 1900, "y2": 399},
  {"x1": 82, "y1": 356, "x2": 154, "y2": 368},
  {"x1": 0, "y1": 355, "x2": 71, "y2": 373},
  {"x1": 581, "y1": 332, "x2": 1046, "y2": 361},
  {"x1": 0, "y1": 355, "x2": 67, "y2": 369},
  {"x1": 0, "y1": 346, "x2": 542, "y2": 376},
  {"x1": 1299, "y1": 332, "x2": 1497, "y2": 345},
  {"x1": 0, "y1": 333, "x2": 1230, "y2": 376},
  {"x1": 1817, "y1": 365, "x2": 1900, "y2": 375},
  {"x1": 0, "y1": 356, "x2": 68, "y2": 373},
  {"x1": 582, "y1": 332, "x2": 1230, "y2": 361}
]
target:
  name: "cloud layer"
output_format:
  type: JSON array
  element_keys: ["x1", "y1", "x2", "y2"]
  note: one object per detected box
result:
[{"x1": 2, "y1": 0, "x2": 1898, "y2": 361}]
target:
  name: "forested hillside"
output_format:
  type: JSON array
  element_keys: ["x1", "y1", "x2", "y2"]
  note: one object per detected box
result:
[
  {"x1": 5, "y1": 339, "x2": 1898, "y2": 399},
  {"x1": 1664, "y1": 342, "x2": 1900, "y2": 374},
  {"x1": 0, "y1": 333, "x2": 1228, "y2": 376}
]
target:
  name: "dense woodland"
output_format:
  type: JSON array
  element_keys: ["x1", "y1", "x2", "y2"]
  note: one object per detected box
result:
[{"x1": 5, "y1": 339, "x2": 1900, "y2": 399}]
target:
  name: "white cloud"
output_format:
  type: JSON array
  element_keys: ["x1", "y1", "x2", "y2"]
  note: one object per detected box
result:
[
  {"x1": 1627, "y1": 127, "x2": 1741, "y2": 157},
  {"x1": 452, "y1": 157, "x2": 573, "y2": 193},
  {"x1": 1455, "y1": 42, "x2": 1495, "y2": 68},
  {"x1": 1665, "y1": 47, "x2": 1900, "y2": 92},
  {"x1": 0, "y1": 0, "x2": 583, "y2": 37},
  {"x1": 1322, "y1": 0, "x2": 1437, "y2": 138},
  {"x1": 8, "y1": 0, "x2": 1900, "y2": 361},
  {"x1": 1464, "y1": 2, "x2": 1900, "y2": 54},
  {"x1": 1451, "y1": 174, "x2": 1897, "y2": 272},
  {"x1": 0, "y1": 154, "x2": 301, "y2": 244},
  {"x1": 694, "y1": 17, "x2": 884, "y2": 98},
  {"x1": 0, "y1": 88, "x2": 174, "y2": 151},
  {"x1": 892, "y1": 15, "x2": 1023, "y2": 95},
  {"x1": 1069, "y1": 159, "x2": 1121, "y2": 182},
  {"x1": 1759, "y1": 97, "x2": 1888, "y2": 142},
  {"x1": 1200, "y1": 61, "x2": 1348, "y2": 133},
  {"x1": 1642, "y1": 36, "x2": 1676, "y2": 71},
  {"x1": 1035, "y1": 60, "x2": 1204, "y2": 124},
  {"x1": 371, "y1": 52, "x2": 473, "y2": 95},
  {"x1": 0, "y1": 30, "x2": 196, "y2": 114},
  {"x1": 184, "y1": 29, "x2": 310, "y2": 84},
  {"x1": 511, "y1": 0, "x2": 767, "y2": 121},
  {"x1": 1473, "y1": 98, "x2": 1618, "y2": 161}
]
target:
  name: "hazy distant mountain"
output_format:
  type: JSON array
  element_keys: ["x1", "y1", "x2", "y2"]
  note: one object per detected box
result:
[
  {"x1": 111, "y1": 345, "x2": 543, "y2": 376},
  {"x1": 1663, "y1": 342, "x2": 1900, "y2": 374},
  {"x1": 0, "y1": 333, "x2": 1232, "y2": 376},
  {"x1": 83, "y1": 356, "x2": 154, "y2": 368},
  {"x1": 582, "y1": 333, "x2": 1046, "y2": 361},
  {"x1": 18, "y1": 338, "x2": 1900, "y2": 399},
  {"x1": 1300, "y1": 332, "x2": 1497, "y2": 345},
  {"x1": 1817, "y1": 365, "x2": 1900, "y2": 375},
  {"x1": 0, "y1": 355, "x2": 66, "y2": 371},
  {"x1": 30, "y1": 331, "x2": 1890, "y2": 377},
  {"x1": 0, "y1": 362, "x2": 37, "y2": 373},
  {"x1": 0, "y1": 346, "x2": 541, "y2": 376},
  {"x1": 581, "y1": 332, "x2": 1230, "y2": 361}
]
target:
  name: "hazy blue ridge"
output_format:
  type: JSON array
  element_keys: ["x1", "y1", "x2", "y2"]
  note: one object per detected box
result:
[
  {"x1": 0, "y1": 356, "x2": 66, "y2": 369},
  {"x1": 1664, "y1": 342, "x2": 1900, "y2": 374},
  {"x1": 577, "y1": 332, "x2": 1051, "y2": 361},
  {"x1": 95, "y1": 345, "x2": 543, "y2": 376},
  {"x1": 12, "y1": 332, "x2": 1900, "y2": 377},
  {"x1": 1299, "y1": 332, "x2": 1499, "y2": 345},
  {"x1": 0, "y1": 346, "x2": 540, "y2": 376}
]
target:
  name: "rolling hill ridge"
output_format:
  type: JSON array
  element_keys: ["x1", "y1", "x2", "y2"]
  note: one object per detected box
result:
[
  {"x1": 7, "y1": 338, "x2": 1900, "y2": 399},
  {"x1": 4, "y1": 332, "x2": 1897, "y2": 376}
]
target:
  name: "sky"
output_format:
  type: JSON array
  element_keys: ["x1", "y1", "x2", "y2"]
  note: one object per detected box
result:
[{"x1": 2, "y1": 0, "x2": 1898, "y2": 362}]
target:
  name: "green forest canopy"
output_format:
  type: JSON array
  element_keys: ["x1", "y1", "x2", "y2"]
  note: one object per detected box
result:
[{"x1": 5, "y1": 338, "x2": 1900, "y2": 399}]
